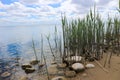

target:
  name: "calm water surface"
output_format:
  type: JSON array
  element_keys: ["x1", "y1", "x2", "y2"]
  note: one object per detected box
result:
[{"x1": 0, "y1": 25, "x2": 62, "y2": 79}]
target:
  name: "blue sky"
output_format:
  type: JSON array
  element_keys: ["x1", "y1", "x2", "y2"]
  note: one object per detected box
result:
[{"x1": 0, "y1": 0, "x2": 119, "y2": 26}]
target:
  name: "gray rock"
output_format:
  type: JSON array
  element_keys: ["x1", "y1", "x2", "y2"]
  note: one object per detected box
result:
[
  {"x1": 65, "y1": 71, "x2": 76, "y2": 78},
  {"x1": 85, "y1": 63, "x2": 95, "y2": 68},
  {"x1": 57, "y1": 63, "x2": 67, "y2": 69},
  {"x1": 71, "y1": 63, "x2": 85, "y2": 72},
  {"x1": 21, "y1": 64, "x2": 32, "y2": 70},
  {"x1": 19, "y1": 76, "x2": 29, "y2": 80},
  {"x1": 25, "y1": 68, "x2": 35, "y2": 74},
  {"x1": 30, "y1": 60, "x2": 39, "y2": 65},
  {"x1": 1, "y1": 71, "x2": 11, "y2": 78}
]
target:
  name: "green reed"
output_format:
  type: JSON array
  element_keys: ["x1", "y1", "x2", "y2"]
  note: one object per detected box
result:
[{"x1": 61, "y1": 7, "x2": 120, "y2": 63}]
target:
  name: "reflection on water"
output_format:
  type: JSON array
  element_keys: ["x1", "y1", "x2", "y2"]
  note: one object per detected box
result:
[{"x1": 0, "y1": 25, "x2": 62, "y2": 80}]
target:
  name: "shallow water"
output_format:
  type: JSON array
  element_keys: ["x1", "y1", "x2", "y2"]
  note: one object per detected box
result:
[{"x1": 0, "y1": 25, "x2": 62, "y2": 80}]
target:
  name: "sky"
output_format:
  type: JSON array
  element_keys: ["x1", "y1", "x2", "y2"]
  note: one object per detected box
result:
[{"x1": 0, "y1": 0, "x2": 119, "y2": 26}]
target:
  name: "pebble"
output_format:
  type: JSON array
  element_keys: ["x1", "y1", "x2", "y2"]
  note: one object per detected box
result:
[
  {"x1": 57, "y1": 63, "x2": 67, "y2": 69},
  {"x1": 51, "y1": 76, "x2": 67, "y2": 80},
  {"x1": 65, "y1": 71, "x2": 76, "y2": 78},
  {"x1": 25, "y1": 68, "x2": 35, "y2": 74},
  {"x1": 1, "y1": 71, "x2": 11, "y2": 78},
  {"x1": 19, "y1": 76, "x2": 29, "y2": 80},
  {"x1": 85, "y1": 63, "x2": 95, "y2": 68},
  {"x1": 58, "y1": 71, "x2": 65, "y2": 76},
  {"x1": 30, "y1": 60, "x2": 39, "y2": 65},
  {"x1": 21, "y1": 64, "x2": 32, "y2": 70}
]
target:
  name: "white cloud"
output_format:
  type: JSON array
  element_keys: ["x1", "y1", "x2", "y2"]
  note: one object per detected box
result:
[
  {"x1": 0, "y1": 0, "x2": 119, "y2": 26},
  {"x1": 19, "y1": 0, "x2": 62, "y2": 5}
]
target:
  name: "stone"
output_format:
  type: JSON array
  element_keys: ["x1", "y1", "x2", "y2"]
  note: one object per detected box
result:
[
  {"x1": 19, "y1": 76, "x2": 29, "y2": 80},
  {"x1": 30, "y1": 60, "x2": 39, "y2": 65},
  {"x1": 1, "y1": 72, "x2": 11, "y2": 78},
  {"x1": 58, "y1": 71, "x2": 65, "y2": 76},
  {"x1": 51, "y1": 61, "x2": 57, "y2": 65},
  {"x1": 85, "y1": 63, "x2": 95, "y2": 68},
  {"x1": 71, "y1": 63, "x2": 85, "y2": 72},
  {"x1": 21, "y1": 64, "x2": 32, "y2": 70},
  {"x1": 24, "y1": 68, "x2": 35, "y2": 74},
  {"x1": 57, "y1": 63, "x2": 67, "y2": 69},
  {"x1": 39, "y1": 64, "x2": 45, "y2": 68},
  {"x1": 65, "y1": 71, "x2": 76, "y2": 78},
  {"x1": 51, "y1": 76, "x2": 67, "y2": 80}
]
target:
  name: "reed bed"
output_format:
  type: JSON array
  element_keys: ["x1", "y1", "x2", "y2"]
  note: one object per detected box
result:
[{"x1": 61, "y1": 8, "x2": 120, "y2": 65}]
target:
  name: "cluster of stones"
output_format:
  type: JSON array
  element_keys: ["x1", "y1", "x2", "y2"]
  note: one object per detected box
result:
[
  {"x1": 21, "y1": 60, "x2": 41, "y2": 74},
  {"x1": 0, "y1": 59, "x2": 18, "y2": 80},
  {"x1": 50, "y1": 56, "x2": 95, "y2": 80}
]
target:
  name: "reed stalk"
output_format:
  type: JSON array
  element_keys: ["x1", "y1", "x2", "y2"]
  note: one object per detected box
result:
[
  {"x1": 32, "y1": 38, "x2": 38, "y2": 61},
  {"x1": 46, "y1": 34, "x2": 56, "y2": 61},
  {"x1": 41, "y1": 37, "x2": 50, "y2": 80}
]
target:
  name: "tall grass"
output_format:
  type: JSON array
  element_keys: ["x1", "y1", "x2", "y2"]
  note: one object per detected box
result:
[{"x1": 61, "y1": 7, "x2": 120, "y2": 63}]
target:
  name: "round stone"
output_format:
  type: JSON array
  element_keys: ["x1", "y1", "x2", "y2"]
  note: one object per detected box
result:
[
  {"x1": 19, "y1": 76, "x2": 29, "y2": 80},
  {"x1": 71, "y1": 63, "x2": 85, "y2": 72},
  {"x1": 85, "y1": 63, "x2": 95, "y2": 68},
  {"x1": 58, "y1": 71, "x2": 65, "y2": 76},
  {"x1": 1, "y1": 72, "x2": 11, "y2": 78},
  {"x1": 30, "y1": 60, "x2": 39, "y2": 65},
  {"x1": 65, "y1": 71, "x2": 76, "y2": 78},
  {"x1": 57, "y1": 63, "x2": 67, "y2": 69}
]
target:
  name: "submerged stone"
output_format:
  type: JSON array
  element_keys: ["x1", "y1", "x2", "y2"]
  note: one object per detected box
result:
[
  {"x1": 30, "y1": 60, "x2": 39, "y2": 65},
  {"x1": 51, "y1": 61, "x2": 57, "y2": 65},
  {"x1": 39, "y1": 64, "x2": 45, "y2": 68},
  {"x1": 24, "y1": 68, "x2": 35, "y2": 74},
  {"x1": 21, "y1": 64, "x2": 32, "y2": 70},
  {"x1": 1, "y1": 71, "x2": 11, "y2": 78}
]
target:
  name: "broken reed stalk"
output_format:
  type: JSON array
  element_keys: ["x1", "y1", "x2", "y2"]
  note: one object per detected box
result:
[
  {"x1": 95, "y1": 60, "x2": 109, "y2": 73},
  {"x1": 41, "y1": 35, "x2": 50, "y2": 80},
  {"x1": 32, "y1": 38, "x2": 38, "y2": 61},
  {"x1": 46, "y1": 34, "x2": 56, "y2": 61}
]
